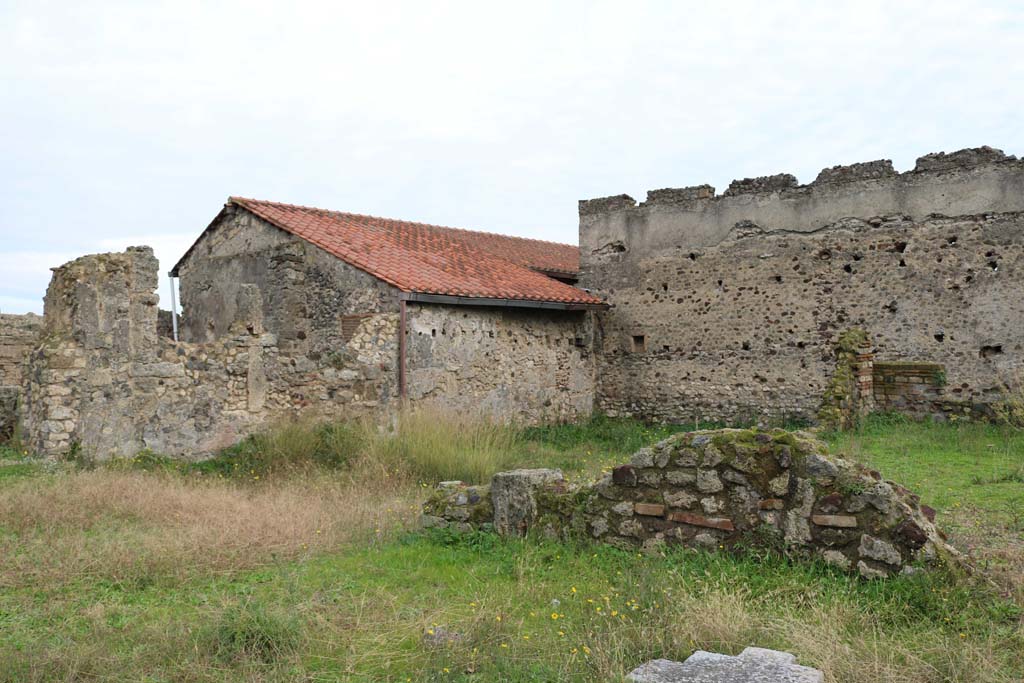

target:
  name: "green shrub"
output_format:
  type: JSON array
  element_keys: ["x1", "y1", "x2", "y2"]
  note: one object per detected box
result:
[
  {"x1": 206, "y1": 600, "x2": 301, "y2": 664},
  {"x1": 194, "y1": 419, "x2": 363, "y2": 477},
  {"x1": 367, "y1": 407, "x2": 519, "y2": 484}
]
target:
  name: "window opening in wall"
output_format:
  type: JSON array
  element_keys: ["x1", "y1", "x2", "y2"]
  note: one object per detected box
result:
[
  {"x1": 631, "y1": 335, "x2": 646, "y2": 353},
  {"x1": 980, "y1": 344, "x2": 1003, "y2": 359}
]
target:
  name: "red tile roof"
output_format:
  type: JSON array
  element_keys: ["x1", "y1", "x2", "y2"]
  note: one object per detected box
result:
[{"x1": 196, "y1": 197, "x2": 604, "y2": 307}]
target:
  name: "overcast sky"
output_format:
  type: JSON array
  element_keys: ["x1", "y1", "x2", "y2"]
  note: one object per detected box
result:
[{"x1": 2, "y1": 1, "x2": 1022, "y2": 314}]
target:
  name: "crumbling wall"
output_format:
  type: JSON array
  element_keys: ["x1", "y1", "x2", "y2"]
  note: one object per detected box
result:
[
  {"x1": 0, "y1": 313, "x2": 42, "y2": 440},
  {"x1": 22, "y1": 247, "x2": 398, "y2": 459},
  {"x1": 405, "y1": 304, "x2": 595, "y2": 423},
  {"x1": 424, "y1": 428, "x2": 957, "y2": 579},
  {"x1": 175, "y1": 206, "x2": 397, "y2": 355},
  {"x1": 0, "y1": 313, "x2": 41, "y2": 387},
  {"x1": 580, "y1": 147, "x2": 1024, "y2": 424},
  {"x1": 23, "y1": 240, "x2": 594, "y2": 458},
  {"x1": 177, "y1": 204, "x2": 596, "y2": 428}
]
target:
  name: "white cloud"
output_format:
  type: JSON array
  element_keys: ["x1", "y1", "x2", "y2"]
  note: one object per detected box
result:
[{"x1": 1, "y1": 0, "x2": 1022, "y2": 311}]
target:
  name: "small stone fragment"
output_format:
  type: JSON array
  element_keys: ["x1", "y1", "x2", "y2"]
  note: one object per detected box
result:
[
  {"x1": 700, "y1": 496, "x2": 723, "y2": 514},
  {"x1": 612, "y1": 501, "x2": 634, "y2": 516},
  {"x1": 816, "y1": 492, "x2": 844, "y2": 514},
  {"x1": 896, "y1": 520, "x2": 928, "y2": 549},
  {"x1": 693, "y1": 532, "x2": 719, "y2": 549},
  {"x1": 859, "y1": 534, "x2": 902, "y2": 566},
  {"x1": 858, "y1": 560, "x2": 890, "y2": 579},
  {"x1": 638, "y1": 470, "x2": 663, "y2": 486},
  {"x1": 674, "y1": 449, "x2": 699, "y2": 467},
  {"x1": 721, "y1": 469, "x2": 749, "y2": 486},
  {"x1": 759, "y1": 498, "x2": 784, "y2": 510},
  {"x1": 768, "y1": 472, "x2": 790, "y2": 496},
  {"x1": 701, "y1": 445, "x2": 725, "y2": 467},
  {"x1": 666, "y1": 470, "x2": 696, "y2": 485},
  {"x1": 805, "y1": 453, "x2": 839, "y2": 480},
  {"x1": 422, "y1": 626, "x2": 462, "y2": 648},
  {"x1": 664, "y1": 490, "x2": 698, "y2": 509},
  {"x1": 631, "y1": 448, "x2": 655, "y2": 468},
  {"x1": 821, "y1": 550, "x2": 852, "y2": 570},
  {"x1": 619, "y1": 518, "x2": 645, "y2": 537},
  {"x1": 696, "y1": 469, "x2": 724, "y2": 493}
]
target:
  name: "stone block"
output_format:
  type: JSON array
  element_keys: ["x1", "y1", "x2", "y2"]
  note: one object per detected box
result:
[
  {"x1": 491, "y1": 468, "x2": 565, "y2": 536},
  {"x1": 859, "y1": 534, "x2": 902, "y2": 566},
  {"x1": 634, "y1": 502, "x2": 665, "y2": 517},
  {"x1": 811, "y1": 514, "x2": 858, "y2": 528},
  {"x1": 627, "y1": 647, "x2": 823, "y2": 682}
]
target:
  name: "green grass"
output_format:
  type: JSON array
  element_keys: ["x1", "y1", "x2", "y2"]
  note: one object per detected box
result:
[
  {"x1": 825, "y1": 414, "x2": 1024, "y2": 525},
  {"x1": 2, "y1": 414, "x2": 1024, "y2": 681},
  {"x1": 0, "y1": 531, "x2": 1019, "y2": 682},
  {"x1": 518, "y1": 415, "x2": 691, "y2": 481}
]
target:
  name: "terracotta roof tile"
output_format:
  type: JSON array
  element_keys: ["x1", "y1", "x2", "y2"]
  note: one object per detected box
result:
[{"x1": 224, "y1": 197, "x2": 604, "y2": 306}]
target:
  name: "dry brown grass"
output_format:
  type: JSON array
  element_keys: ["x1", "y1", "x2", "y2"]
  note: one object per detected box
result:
[{"x1": 0, "y1": 460, "x2": 421, "y2": 589}]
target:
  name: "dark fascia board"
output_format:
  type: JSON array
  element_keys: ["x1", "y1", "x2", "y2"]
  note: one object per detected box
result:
[{"x1": 398, "y1": 291, "x2": 607, "y2": 310}]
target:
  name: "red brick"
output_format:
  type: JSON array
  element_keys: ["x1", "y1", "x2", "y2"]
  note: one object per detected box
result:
[
  {"x1": 811, "y1": 514, "x2": 858, "y2": 528},
  {"x1": 634, "y1": 502, "x2": 666, "y2": 517},
  {"x1": 667, "y1": 511, "x2": 735, "y2": 531}
]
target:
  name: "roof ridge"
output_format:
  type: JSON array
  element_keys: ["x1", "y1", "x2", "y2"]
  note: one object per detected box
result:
[{"x1": 228, "y1": 196, "x2": 578, "y2": 249}]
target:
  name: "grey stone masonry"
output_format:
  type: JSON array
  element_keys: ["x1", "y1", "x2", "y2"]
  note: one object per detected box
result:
[
  {"x1": 424, "y1": 428, "x2": 961, "y2": 579},
  {"x1": 0, "y1": 312, "x2": 42, "y2": 441},
  {"x1": 579, "y1": 146, "x2": 1024, "y2": 426},
  {"x1": 628, "y1": 647, "x2": 823, "y2": 683}
]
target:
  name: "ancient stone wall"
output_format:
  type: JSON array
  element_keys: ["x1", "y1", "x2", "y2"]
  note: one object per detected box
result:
[
  {"x1": 0, "y1": 313, "x2": 41, "y2": 387},
  {"x1": 22, "y1": 247, "x2": 398, "y2": 458},
  {"x1": 176, "y1": 206, "x2": 398, "y2": 356},
  {"x1": 405, "y1": 303, "x2": 595, "y2": 423},
  {"x1": 580, "y1": 147, "x2": 1024, "y2": 424},
  {"x1": 423, "y1": 428, "x2": 957, "y2": 579},
  {"x1": 0, "y1": 313, "x2": 42, "y2": 440},
  {"x1": 23, "y1": 235, "x2": 595, "y2": 457}
]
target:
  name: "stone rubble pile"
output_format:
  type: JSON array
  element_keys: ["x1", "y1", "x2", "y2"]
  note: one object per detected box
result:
[{"x1": 423, "y1": 428, "x2": 959, "y2": 578}]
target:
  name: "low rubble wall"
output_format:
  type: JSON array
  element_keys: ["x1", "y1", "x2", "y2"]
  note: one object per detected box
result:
[{"x1": 423, "y1": 428, "x2": 956, "y2": 579}]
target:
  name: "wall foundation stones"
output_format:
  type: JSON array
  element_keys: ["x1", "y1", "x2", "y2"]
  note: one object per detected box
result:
[{"x1": 424, "y1": 428, "x2": 958, "y2": 578}]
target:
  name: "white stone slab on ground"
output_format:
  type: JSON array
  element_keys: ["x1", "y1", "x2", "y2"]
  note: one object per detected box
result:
[{"x1": 627, "y1": 647, "x2": 823, "y2": 683}]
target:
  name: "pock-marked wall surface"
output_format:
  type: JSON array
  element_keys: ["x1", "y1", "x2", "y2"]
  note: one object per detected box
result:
[{"x1": 580, "y1": 147, "x2": 1024, "y2": 424}]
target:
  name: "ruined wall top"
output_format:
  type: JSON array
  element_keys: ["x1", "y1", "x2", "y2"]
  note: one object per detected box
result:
[
  {"x1": 579, "y1": 146, "x2": 1024, "y2": 257},
  {"x1": 43, "y1": 246, "x2": 160, "y2": 358},
  {"x1": 0, "y1": 313, "x2": 42, "y2": 387}
]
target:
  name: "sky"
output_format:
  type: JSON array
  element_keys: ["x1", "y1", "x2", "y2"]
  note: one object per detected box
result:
[{"x1": 2, "y1": 1, "x2": 1022, "y2": 314}]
